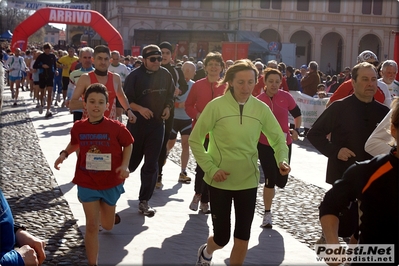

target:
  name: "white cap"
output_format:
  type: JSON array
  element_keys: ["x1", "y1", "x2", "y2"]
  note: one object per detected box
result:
[
  {"x1": 357, "y1": 50, "x2": 378, "y2": 63},
  {"x1": 254, "y1": 61, "x2": 264, "y2": 68}
]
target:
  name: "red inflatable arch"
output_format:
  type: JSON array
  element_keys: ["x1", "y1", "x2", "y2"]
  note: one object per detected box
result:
[{"x1": 11, "y1": 7, "x2": 123, "y2": 54}]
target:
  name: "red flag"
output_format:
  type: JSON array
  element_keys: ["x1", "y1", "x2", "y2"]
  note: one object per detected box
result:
[{"x1": 393, "y1": 31, "x2": 399, "y2": 81}]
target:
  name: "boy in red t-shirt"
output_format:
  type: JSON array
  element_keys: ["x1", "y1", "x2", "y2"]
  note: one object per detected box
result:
[{"x1": 54, "y1": 83, "x2": 134, "y2": 266}]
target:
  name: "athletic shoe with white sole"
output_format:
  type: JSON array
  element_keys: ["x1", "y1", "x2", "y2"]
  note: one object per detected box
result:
[
  {"x1": 196, "y1": 244, "x2": 213, "y2": 266},
  {"x1": 178, "y1": 172, "x2": 191, "y2": 183},
  {"x1": 138, "y1": 200, "x2": 155, "y2": 217},
  {"x1": 261, "y1": 212, "x2": 273, "y2": 228}
]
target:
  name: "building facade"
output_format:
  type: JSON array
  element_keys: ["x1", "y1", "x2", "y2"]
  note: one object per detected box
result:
[
  {"x1": 44, "y1": 24, "x2": 62, "y2": 45},
  {"x1": 79, "y1": 0, "x2": 398, "y2": 74}
]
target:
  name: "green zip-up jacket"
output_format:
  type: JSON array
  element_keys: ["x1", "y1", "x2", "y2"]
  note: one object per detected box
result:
[{"x1": 189, "y1": 91, "x2": 289, "y2": 191}]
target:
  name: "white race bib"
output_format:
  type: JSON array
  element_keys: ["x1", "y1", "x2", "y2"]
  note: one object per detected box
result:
[{"x1": 86, "y1": 153, "x2": 112, "y2": 171}]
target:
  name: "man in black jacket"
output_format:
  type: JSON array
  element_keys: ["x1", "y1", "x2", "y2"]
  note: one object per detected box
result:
[
  {"x1": 319, "y1": 98, "x2": 398, "y2": 265},
  {"x1": 307, "y1": 62, "x2": 389, "y2": 185},
  {"x1": 123, "y1": 44, "x2": 175, "y2": 217},
  {"x1": 33, "y1": 42, "x2": 58, "y2": 117},
  {"x1": 308, "y1": 62, "x2": 389, "y2": 245}
]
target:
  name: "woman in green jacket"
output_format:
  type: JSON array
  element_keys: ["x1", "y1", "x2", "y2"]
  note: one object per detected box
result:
[{"x1": 189, "y1": 59, "x2": 291, "y2": 266}]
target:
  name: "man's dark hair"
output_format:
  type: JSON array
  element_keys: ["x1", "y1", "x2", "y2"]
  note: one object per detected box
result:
[
  {"x1": 43, "y1": 42, "x2": 52, "y2": 50},
  {"x1": 286, "y1": 66, "x2": 294, "y2": 75},
  {"x1": 94, "y1": 45, "x2": 110, "y2": 58},
  {"x1": 351, "y1": 62, "x2": 377, "y2": 82}
]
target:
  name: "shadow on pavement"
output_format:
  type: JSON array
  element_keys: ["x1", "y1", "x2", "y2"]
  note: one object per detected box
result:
[
  {"x1": 150, "y1": 181, "x2": 184, "y2": 208},
  {"x1": 94, "y1": 199, "x2": 149, "y2": 265},
  {"x1": 243, "y1": 229, "x2": 285, "y2": 265},
  {"x1": 142, "y1": 213, "x2": 210, "y2": 265}
]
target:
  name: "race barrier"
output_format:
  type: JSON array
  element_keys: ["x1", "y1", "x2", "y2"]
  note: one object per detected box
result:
[{"x1": 288, "y1": 91, "x2": 329, "y2": 129}]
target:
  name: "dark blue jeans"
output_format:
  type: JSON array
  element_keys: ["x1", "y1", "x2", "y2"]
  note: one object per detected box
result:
[
  {"x1": 53, "y1": 77, "x2": 62, "y2": 94},
  {"x1": 127, "y1": 120, "x2": 164, "y2": 202}
]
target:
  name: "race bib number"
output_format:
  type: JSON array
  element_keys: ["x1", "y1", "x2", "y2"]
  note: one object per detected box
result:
[{"x1": 86, "y1": 153, "x2": 111, "y2": 171}]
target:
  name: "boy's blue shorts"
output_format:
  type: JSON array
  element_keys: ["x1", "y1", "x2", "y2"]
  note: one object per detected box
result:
[
  {"x1": 9, "y1": 76, "x2": 22, "y2": 82},
  {"x1": 77, "y1": 183, "x2": 125, "y2": 206}
]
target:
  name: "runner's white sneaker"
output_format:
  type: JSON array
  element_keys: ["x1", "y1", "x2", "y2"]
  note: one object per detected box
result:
[
  {"x1": 261, "y1": 212, "x2": 273, "y2": 228},
  {"x1": 196, "y1": 244, "x2": 213, "y2": 266}
]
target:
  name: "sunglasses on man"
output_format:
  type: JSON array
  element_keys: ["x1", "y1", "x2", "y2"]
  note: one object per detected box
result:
[{"x1": 148, "y1": 56, "x2": 162, "y2": 62}]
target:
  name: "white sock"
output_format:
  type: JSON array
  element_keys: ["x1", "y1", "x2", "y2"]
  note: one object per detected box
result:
[{"x1": 203, "y1": 246, "x2": 212, "y2": 259}]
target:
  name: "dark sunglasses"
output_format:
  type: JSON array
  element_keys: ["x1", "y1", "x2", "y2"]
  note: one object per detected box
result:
[{"x1": 148, "y1": 56, "x2": 162, "y2": 62}]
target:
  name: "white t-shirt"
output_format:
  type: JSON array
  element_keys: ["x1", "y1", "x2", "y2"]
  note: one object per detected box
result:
[
  {"x1": 376, "y1": 80, "x2": 392, "y2": 108},
  {"x1": 379, "y1": 78, "x2": 399, "y2": 100},
  {"x1": 6, "y1": 55, "x2": 27, "y2": 77},
  {"x1": 108, "y1": 63, "x2": 130, "y2": 83}
]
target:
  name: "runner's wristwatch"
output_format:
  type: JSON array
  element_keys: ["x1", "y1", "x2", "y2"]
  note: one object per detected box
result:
[{"x1": 14, "y1": 223, "x2": 27, "y2": 233}]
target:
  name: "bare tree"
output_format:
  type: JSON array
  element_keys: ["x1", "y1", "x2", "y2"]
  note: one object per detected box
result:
[
  {"x1": 28, "y1": 28, "x2": 46, "y2": 44},
  {"x1": 0, "y1": 4, "x2": 31, "y2": 34}
]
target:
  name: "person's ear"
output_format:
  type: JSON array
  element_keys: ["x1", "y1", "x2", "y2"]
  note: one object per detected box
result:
[{"x1": 351, "y1": 78, "x2": 356, "y2": 88}]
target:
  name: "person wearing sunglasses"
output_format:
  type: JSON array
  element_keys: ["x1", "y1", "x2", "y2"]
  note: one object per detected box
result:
[
  {"x1": 326, "y1": 50, "x2": 391, "y2": 108},
  {"x1": 123, "y1": 44, "x2": 175, "y2": 217}
]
